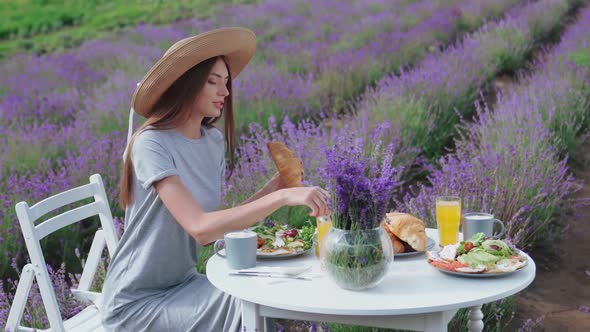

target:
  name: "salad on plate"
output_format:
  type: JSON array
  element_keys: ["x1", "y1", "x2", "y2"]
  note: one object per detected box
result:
[
  {"x1": 251, "y1": 219, "x2": 315, "y2": 256},
  {"x1": 426, "y1": 233, "x2": 527, "y2": 274}
]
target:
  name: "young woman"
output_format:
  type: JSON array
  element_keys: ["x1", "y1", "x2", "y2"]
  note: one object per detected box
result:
[{"x1": 100, "y1": 27, "x2": 330, "y2": 332}]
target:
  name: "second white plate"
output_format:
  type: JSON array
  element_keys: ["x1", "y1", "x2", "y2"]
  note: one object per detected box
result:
[{"x1": 394, "y1": 236, "x2": 436, "y2": 257}]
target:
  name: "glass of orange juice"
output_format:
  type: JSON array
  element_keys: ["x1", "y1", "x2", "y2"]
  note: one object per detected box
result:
[
  {"x1": 435, "y1": 196, "x2": 461, "y2": 246},
  {"x1": 315, "y1": 216, "x2": 332, "y2": 258}
]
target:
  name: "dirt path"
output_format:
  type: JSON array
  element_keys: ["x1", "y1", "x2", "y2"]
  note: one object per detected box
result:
[{"x1": 508, "y1": 142, "x2": 590, "y2": 331}]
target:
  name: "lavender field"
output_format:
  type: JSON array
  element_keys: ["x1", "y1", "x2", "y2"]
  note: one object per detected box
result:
[{"x1": 1, "y1": 0, "x2": 590, "y2": 330}]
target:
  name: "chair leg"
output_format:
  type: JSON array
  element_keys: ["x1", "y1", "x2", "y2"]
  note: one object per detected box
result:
[
  {"x1": 6, "y1": 264, "x2": 35, "y2": 332},
  {"x1": 35, "y1": 267, "x2": 66, "y2": 332}
]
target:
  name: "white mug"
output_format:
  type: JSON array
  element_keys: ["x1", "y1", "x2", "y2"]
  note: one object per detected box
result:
[
  {"x1": 214, "y1": 230, "x2": 257, "y2": 269},
  {"x1": 462, "y1": 213, "x2": 505, "y2": 240}
]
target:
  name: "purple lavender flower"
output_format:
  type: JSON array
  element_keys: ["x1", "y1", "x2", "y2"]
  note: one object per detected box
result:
[
  {"x1": 518, "y1": 315, "x2": 545, "y2": 332},
  {"x1": 324, "y1": 125, "x2": 402, "y2": 230}
]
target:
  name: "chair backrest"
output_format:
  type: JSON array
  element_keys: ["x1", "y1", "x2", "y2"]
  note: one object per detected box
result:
[{"x1": 6, "y1": 174, "x2": 119, "y2": 332}]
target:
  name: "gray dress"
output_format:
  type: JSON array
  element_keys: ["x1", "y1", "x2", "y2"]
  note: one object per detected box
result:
[{"x1": 100, "y1": 126, "x2": 242, "y2": 332}]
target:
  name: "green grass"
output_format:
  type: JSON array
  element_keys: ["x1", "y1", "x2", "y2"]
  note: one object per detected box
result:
[
  {"x1": 0, "y1": 0, "x2": 260, "y2": 57},
  {"x1": 567, "y1": 49, "x2": 590, "y2": 68}
]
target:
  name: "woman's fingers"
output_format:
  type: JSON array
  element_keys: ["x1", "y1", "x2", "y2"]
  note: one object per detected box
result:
[
  {"x1": 314, "y1": 187, "x2": 331, "y2": 214},
  {"x1": 284, "y1": 186, "x2": 331, "y2": 216},
  {"x1": 311, "y1": 196, "x2": 327, "y2": 217},
  {"x1": 307, "y1": 199, "x2": 320, "y2": 216},
  {"x1": 315, "y1": 187, "x2": 331, "y2": 208}
]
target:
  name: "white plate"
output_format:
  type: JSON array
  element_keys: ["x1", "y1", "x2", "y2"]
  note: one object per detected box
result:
[
  {"x1": 434, "y1": 266, "x2": 526, "y2": 278},
  {"x1": 256, "y1": 247, "x2": 312, "y2": 259},
  {"x1": 427, "y1": 251, "x2": 528, "y2": 277},
  {"x1": 216, "y1": 248, "x2": 312, "y2": 259},
  {"x1": 394, "y1": 236, "x2": 436, "y2": 257}
]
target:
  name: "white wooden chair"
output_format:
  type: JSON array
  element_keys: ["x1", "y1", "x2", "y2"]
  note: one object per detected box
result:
[{"x1": 5, "y1": 174, "x2": 120, "y2": 332}]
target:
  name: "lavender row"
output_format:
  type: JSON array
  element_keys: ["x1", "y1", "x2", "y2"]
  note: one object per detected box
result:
[
  {"x1": 0, "y1": 0, "x2": 519, "y2": 171},
  {"x1": 118, "y1": 0, "x2": 517, "y2": 124},
  {"x1": 0, "y1": 0, "x2": 472, "y2": 200},
  {"x1": 357, "y1": 0, "x2": 581, "y2": 161},
  {"x1": 400, "y1": 3, "x2": 590, "y2": 250},
  {"x1": 0, "y1": 0, "x2": 442, "y2": 126}
]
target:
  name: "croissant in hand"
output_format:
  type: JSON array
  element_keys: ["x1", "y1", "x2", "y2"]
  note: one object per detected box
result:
[{"x1": 267, "y1": 141, "x2": 304, "y2": 188}]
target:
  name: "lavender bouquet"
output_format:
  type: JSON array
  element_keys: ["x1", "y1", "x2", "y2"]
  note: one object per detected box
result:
[
  {"x1": 320, "y1": 124, "x2": 401, "y2": 290},
  {"x1": 324, "y1": 123, "x2": 401, "y2": 231}
]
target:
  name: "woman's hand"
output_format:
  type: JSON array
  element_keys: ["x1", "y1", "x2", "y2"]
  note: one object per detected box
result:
[{"x1": 280, "y1": 186, "x2": 331, "y2": 217}]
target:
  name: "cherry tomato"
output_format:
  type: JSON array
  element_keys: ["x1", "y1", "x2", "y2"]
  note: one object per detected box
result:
[
  {"x1": 257, "y1": 237, "x2": 265, "y2": 248},
  {"x1": 464, "y1": 242, "x2": 474, "y2": 253}
]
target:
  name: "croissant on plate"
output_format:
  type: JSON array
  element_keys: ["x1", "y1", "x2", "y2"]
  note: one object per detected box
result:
[
  {"x1": 267, "y1": 141, "x2": 304, "y2": 188},
  {"x1": 381, "y1": 219, "x2": 406, "y2": 253},
  {"x1": 382, "y1": 212, "x2": 427, "y2": 252}
]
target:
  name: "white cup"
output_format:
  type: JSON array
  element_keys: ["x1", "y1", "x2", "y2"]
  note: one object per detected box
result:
[{"x1": 214, "y1": 230, "x2": 257, "y2": 269}]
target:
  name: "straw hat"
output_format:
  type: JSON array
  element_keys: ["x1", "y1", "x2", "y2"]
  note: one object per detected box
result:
[{"x1": 131, "y1": 27, "x2": 256, "y2": 117}]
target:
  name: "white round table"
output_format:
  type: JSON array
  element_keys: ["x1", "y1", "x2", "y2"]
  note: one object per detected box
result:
[{"x1": 206, "y1": 228, "x2": 535, "y2": 332}]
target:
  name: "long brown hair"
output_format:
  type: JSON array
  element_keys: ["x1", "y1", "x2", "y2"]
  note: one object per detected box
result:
[{"x1": 119, "y1": 56, "x2": 236, "y2": 208}]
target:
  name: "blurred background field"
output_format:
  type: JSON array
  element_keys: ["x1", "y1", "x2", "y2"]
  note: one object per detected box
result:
[
  {"x1": 0, "y1": 0, "x2": 258, "y2": 57},
  {"x1": 1, "y1": 0, "x2": 589, "y2": 331}
]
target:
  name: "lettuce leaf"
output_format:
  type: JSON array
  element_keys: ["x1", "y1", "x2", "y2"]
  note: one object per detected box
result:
[
  {"x1": 457, "y1": 250, "x2": 501, "y2": 267},
  {"x1": 468, "y1": 232, "x2": 486, "y2": 247},
  {"x1": 482, "y1": 239, "x2": 514, "y2": 257}
]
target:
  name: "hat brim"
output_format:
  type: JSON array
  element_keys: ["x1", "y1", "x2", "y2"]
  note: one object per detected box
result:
[{"x1": 132, "y1": 27, "x2": 256, "y2": 117}]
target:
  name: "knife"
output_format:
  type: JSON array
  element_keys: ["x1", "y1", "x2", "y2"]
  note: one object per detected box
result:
[{"x1": 229, "y1": 272, "x2": 311, "y2": 281}]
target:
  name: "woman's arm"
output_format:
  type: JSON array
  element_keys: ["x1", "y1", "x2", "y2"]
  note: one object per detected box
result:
[{"x1": 155, "y1": 175, "x2": 329, "y2": 246}]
